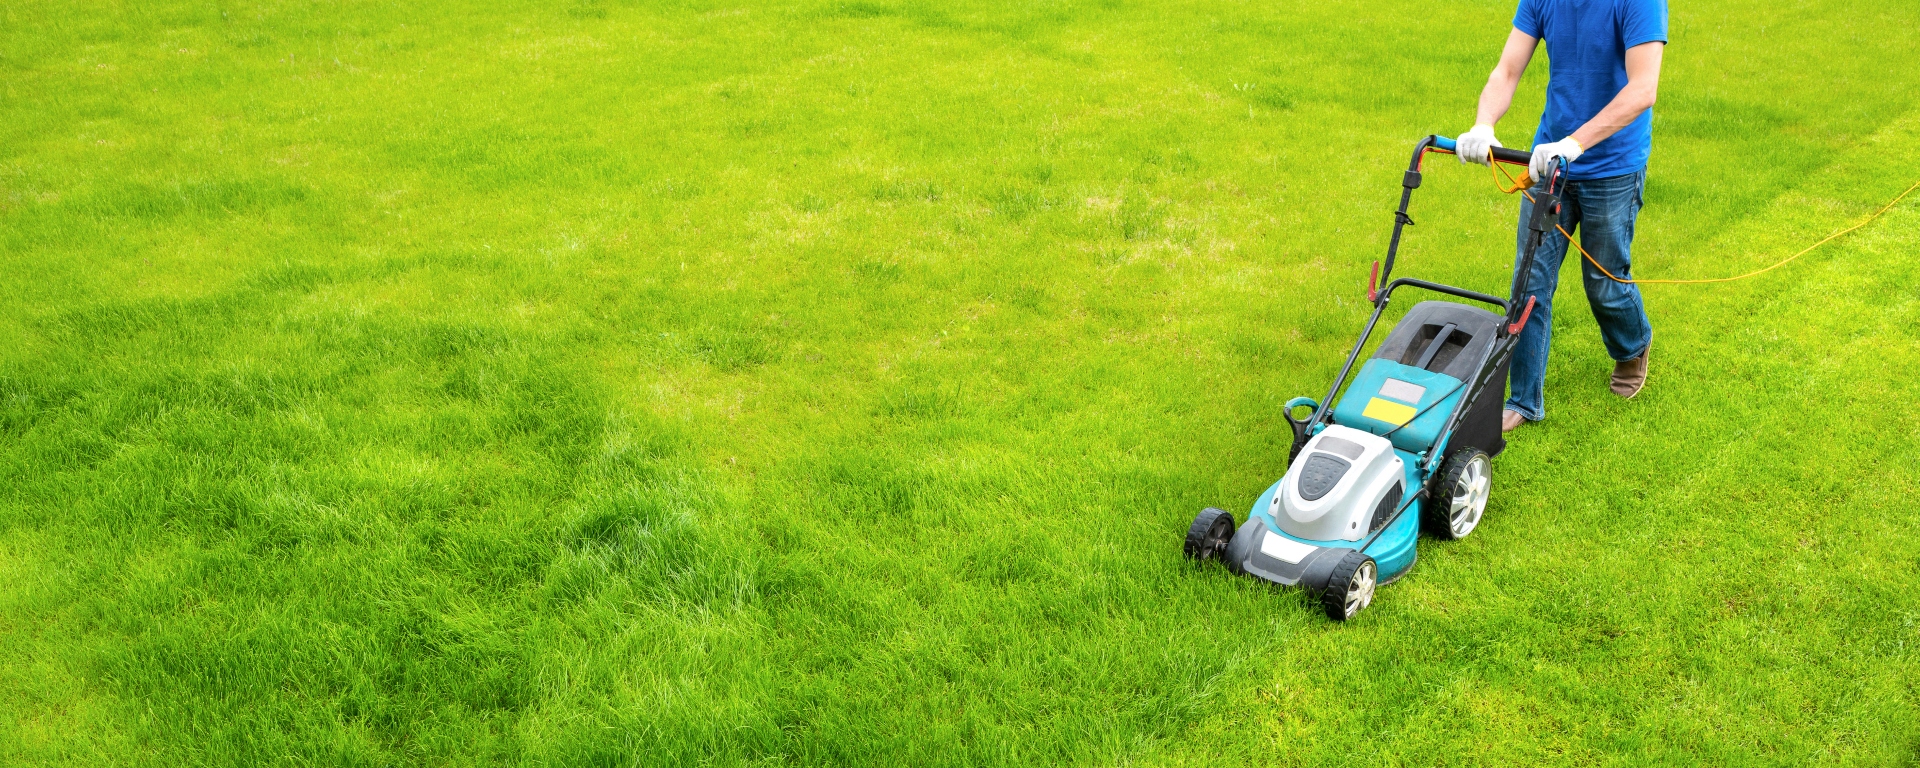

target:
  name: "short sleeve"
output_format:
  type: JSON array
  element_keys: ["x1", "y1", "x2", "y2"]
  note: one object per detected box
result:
[
  {"x1": 1621, "y1": 0, "x2": 1668, "y2": 47},
  {"x1": 1512, "y1": 0, "x2": 1544, "y2": 39}
]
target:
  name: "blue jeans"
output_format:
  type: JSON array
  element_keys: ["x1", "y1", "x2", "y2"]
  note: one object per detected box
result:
[{"x1": 1505, "y1": 170, "x2": 1653, "y2": 422}]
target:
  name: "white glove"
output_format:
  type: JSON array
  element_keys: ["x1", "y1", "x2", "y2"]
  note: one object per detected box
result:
[
  {"x1": 1529, "y1": 137, "x2": 1585, "y2": 180},
  {"x1": 1456, "y1": 124, "x2": 1501, "y2": 166}
]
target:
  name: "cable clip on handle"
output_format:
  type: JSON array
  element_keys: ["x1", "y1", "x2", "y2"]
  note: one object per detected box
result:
[{"x1": 1367, "y1": 260, "x2": 1380, "y2": 302}]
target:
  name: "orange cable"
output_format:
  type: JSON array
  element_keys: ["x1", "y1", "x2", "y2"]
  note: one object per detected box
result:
[
  {"x1": 1488, "y1": 159, "x2": 1920, "y2": 285},
  {"x1": 1489, "y1": 156, "x2": 1532, "y2": 194}
]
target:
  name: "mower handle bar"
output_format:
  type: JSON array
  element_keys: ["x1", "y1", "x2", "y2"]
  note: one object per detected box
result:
[
  {"x1": 1429, "y1": 135, "x2": 1534, "y2": 167},
  {"x1": 1378, "y1": 277, "x2": 1507, "y2": 312}
]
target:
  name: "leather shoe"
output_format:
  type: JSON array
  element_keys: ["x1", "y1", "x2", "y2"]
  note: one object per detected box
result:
[
  {"x1": 1611, "y1": 341, "x2": 1650, "y2": 399},
  {"x1": 1501, "y1": 409, "x2": 1527, "y2": 433}
]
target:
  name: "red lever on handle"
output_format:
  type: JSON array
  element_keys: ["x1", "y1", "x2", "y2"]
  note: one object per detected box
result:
[
  {"x1": 1367, "y1": 260, "x2": 1380, "y2": 302},
  {"x1": 1508, "y1": 296, "x2": 1537, "y2": 334}
]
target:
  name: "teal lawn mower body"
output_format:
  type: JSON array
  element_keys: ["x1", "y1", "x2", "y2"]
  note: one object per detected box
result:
[{"x1": 1183, "y1": 135, "x2": 1567, "y2": 621}]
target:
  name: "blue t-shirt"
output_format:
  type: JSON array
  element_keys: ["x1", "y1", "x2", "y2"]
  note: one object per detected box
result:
[{"x1": 1514, "y1": 0, "x2": 1668, "y2": 179}]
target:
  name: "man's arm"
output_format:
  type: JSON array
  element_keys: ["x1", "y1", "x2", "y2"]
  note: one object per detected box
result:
[
  {"x1": 1568, "y1": 41, "x2": 1664, "y2": 150},
  {"x1": 1457, "y1": 29, "x2": 1538, "y2": 166},
  {"x1": 1526, "y1": 40, "x2": 1663, "y2": 178},
  {"x1": 1475, "y1": 28, "x2": 1541, "y2": 127}
]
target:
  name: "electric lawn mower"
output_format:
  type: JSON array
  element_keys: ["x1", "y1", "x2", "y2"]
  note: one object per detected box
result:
[{"x1": 1183, "y1": 134, "x2": 1566, "y2": 621}]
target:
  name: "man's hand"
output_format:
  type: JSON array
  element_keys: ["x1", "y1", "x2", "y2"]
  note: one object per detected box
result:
[
  {"x1": 1529, "y1": 137, "x2": 1584, "y2": 180},
  {"x1": 1456, "y1": 125, "x2": 1502, "y2": 166}
]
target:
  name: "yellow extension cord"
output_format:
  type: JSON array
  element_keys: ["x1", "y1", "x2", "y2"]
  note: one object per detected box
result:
[{"x1": 1452, "y1": 149, "x2": 1920, "y2": 285}]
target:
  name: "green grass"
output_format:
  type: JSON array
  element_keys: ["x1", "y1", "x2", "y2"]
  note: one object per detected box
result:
[{"x1": 4, "y1": 0, "x2": 1920, "y2": 764}]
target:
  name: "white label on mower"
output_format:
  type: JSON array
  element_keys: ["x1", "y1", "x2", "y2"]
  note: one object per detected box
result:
[
  {"x1": 1259, "y1": 532, "x2": 1317, "y2": 564},
  {"x1": 1379, "y1": 378, "x2": 1426, "y2": 404}
]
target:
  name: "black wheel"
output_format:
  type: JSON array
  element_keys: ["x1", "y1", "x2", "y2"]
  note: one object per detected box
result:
[
  {"x1": 1184, "y1": 508, "x2": 1236, "y2": 561},
  {"x1": 1424, "y1": 447, "x2": 1491, "y2": 540},
  {"x1": 1320, "y1": 551, "x2": 1377, "y2": 621}
]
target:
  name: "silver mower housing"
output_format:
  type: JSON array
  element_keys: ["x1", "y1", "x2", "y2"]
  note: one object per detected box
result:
[
  {"x1": 1220, "y1": 426, "x2": 1408, "y2": 593},
  {"x1": 1270, "y1": 425, "x2": 1404, "y2": 543}
]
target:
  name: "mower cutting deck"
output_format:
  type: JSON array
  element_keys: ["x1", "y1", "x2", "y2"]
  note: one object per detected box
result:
[{"x1": 1183, "y1": 134, "x2": 1562, "y2": 621}]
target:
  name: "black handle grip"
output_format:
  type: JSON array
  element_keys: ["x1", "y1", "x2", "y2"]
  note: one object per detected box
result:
[{"x1": 1490, "y1": 146, "x2": 1533, "y2": 166}]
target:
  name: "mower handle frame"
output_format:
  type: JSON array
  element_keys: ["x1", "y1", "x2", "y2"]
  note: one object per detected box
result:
[{"x1": 1303, "y1": 135, "x2": 1566, "y2": 435}]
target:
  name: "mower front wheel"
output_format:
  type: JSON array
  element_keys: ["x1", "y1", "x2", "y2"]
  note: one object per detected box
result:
[
  {"x1": 1184, "y1": 508, "x2": 1236, "y2": 561},
  {"x1": 1321, "y1": 551, "x2": 1377, "y2": 621}
]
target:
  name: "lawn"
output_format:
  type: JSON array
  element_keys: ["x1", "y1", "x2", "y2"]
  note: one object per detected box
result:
[{"x1": 4, "y1": 0, "x2": 1920, "y2": 764}]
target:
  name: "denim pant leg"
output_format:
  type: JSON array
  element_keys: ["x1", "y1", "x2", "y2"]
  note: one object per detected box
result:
[
  {"x1": 1503, "y1": 172, "x2": 1654, "y2": 422},
  {"x1": 1569, "y1": 172, "x2": 1653, "y2": 362},
  {"x1": 1503, "y1": 182, "x2": 1574, "y2": 422}
]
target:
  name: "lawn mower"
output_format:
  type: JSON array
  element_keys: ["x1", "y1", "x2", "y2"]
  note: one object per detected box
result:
[{"x1": 1183, "y1": 134, "x2": 1565, "y2": 621}]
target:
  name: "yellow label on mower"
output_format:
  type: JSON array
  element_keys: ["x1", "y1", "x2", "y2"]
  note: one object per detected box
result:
[{"x1": 1361, "y1": 397, "x2": 1417, "y2": 426}]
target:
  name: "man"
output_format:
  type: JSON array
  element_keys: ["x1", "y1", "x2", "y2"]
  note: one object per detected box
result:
[{"x1": 1455, "y1": 0, "x2": 1667, "y2": 432}]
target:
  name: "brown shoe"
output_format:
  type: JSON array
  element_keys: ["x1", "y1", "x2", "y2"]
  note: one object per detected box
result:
[
  {"x1": 1611, "y1": 341, "x2": 1650, "y2": 399},
  {"x1": 1501, "y1": 409, "x2": 1527, "y2": 433}
]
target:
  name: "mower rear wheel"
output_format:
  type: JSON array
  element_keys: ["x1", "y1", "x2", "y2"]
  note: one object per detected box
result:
[
  {"x1": 1321, "y1": 551, "x2": 1377, "y2": 621},
  {"x1": 1184, "y1": 508, "x2": 1236, "y2": 561},
  {"x1": 1425, "y1": 447, "x2": 1490, "y2": 540}
]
